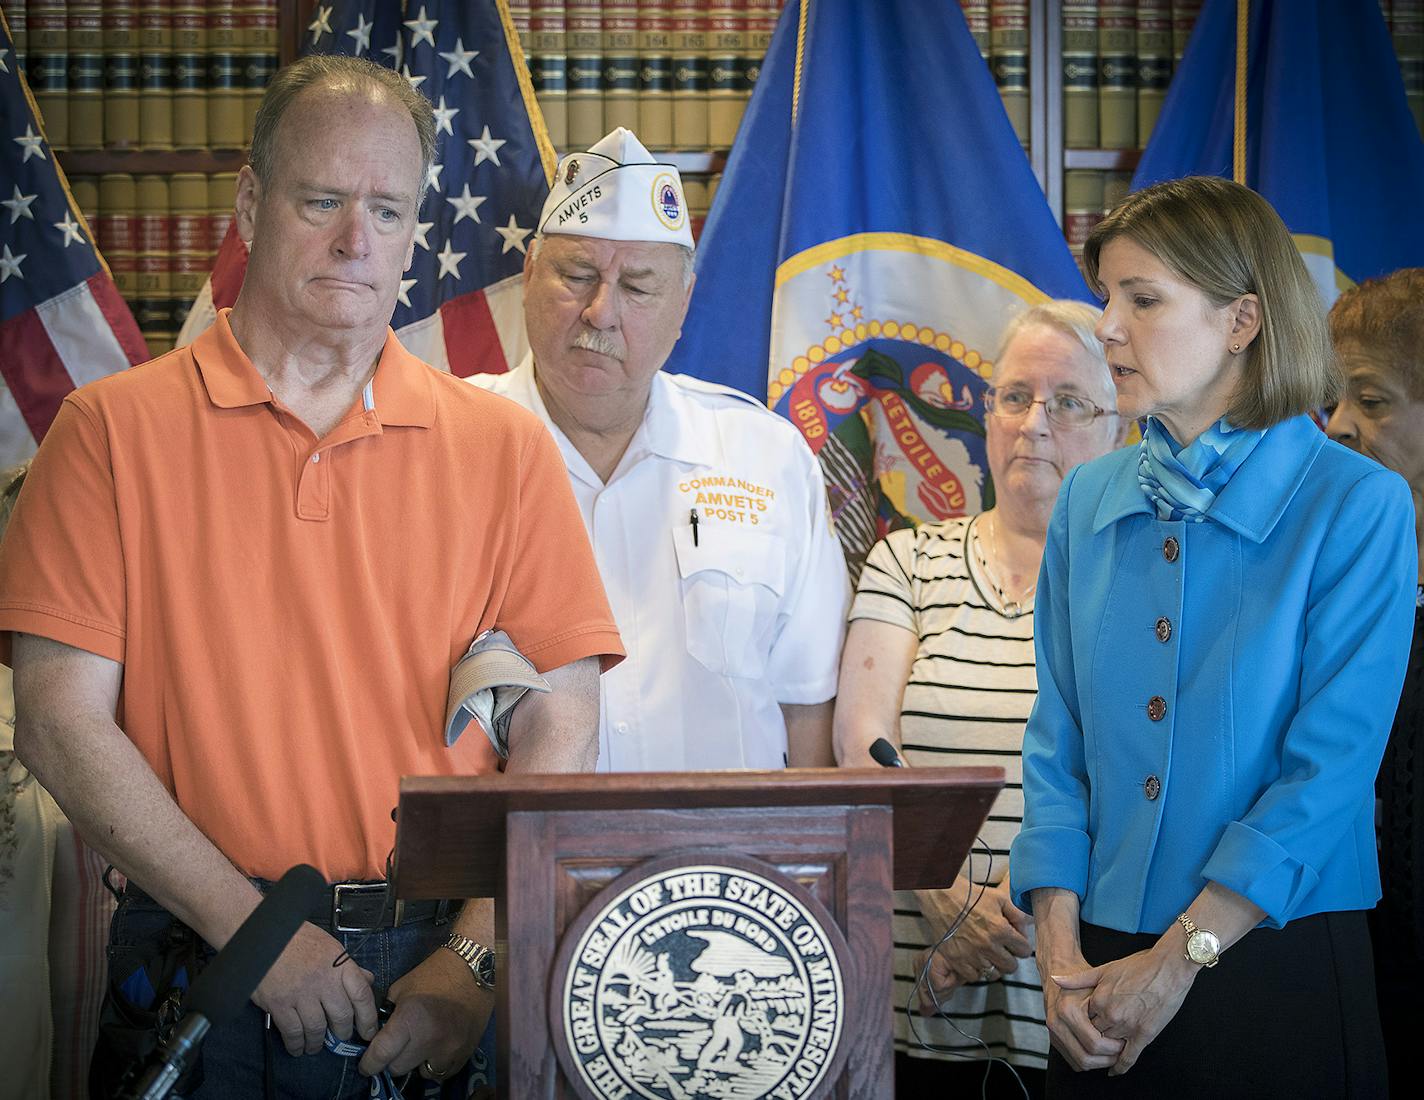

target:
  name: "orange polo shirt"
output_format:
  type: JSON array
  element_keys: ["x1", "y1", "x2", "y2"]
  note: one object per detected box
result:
[{"x1": 0, "y1": 310, "x2": 623, "y2": 881}]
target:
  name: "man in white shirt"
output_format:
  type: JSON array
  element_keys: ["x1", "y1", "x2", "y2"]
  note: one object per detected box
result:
[{"x1": 471, "y1": 128, "x2": 848, "y2": 771}]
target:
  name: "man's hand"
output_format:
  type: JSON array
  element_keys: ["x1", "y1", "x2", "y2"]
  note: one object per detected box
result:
[
  {"x1": 1054, "y1": 943, "x2": 1196, "y2": 1076},
  {"x1": 252, "y1": 923, "x2": 378, "y2": 1055},
  {"x1": 358, "y1": 945, "x2": 493, "y2": 1078},
  {"x1": 919, "y1": 879, "x2": 1033, "y2": 986}
]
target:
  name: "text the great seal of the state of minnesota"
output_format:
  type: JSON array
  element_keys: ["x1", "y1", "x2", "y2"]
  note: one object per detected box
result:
[{"x1": 558, "y1": 862, "x2": 845, "y2": 1099}]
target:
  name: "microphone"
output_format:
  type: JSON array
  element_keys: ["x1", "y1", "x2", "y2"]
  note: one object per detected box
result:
[
  {"x1": 120, "y1": 864, "x2": 326, "y2": 1100},
  {"x1": 869, "y1": 737, "x2": 905, "y2": 768}
]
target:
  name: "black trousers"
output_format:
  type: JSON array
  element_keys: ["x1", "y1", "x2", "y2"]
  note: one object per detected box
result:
[{"x1": 1046, "y1": 912, "x2": 1387, "y2": 1099}]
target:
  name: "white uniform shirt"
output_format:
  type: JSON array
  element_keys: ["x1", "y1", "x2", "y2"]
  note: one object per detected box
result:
[{"x1": 471, "y1": 359, "x2": 849, "y2": 771}]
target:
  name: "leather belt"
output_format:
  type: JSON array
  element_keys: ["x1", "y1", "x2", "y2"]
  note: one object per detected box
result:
[{"x1": 123, "y1": 879, "x2": 460, "y2": 934}]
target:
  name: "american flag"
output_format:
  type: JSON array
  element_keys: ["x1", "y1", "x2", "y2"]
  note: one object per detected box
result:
[
  {"x1": 178, "y1": 0, "x2": 555, "y2": 377},
  {"x1": 0, "y1": 17, "x2": 149, "y2": 467}
]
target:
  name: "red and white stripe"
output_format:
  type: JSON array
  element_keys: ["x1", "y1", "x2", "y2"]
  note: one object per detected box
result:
[{"x1": 0, "y1": 274, "x2": 150, "y2": 467}]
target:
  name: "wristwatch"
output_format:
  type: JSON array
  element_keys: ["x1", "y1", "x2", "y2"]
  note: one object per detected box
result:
[
  {"x1": 1176, "y1": 913, "x2": 1221, "y2": 968},
  {"x1": 441, "y1": 933, "x2": 496, "y2": 990}
]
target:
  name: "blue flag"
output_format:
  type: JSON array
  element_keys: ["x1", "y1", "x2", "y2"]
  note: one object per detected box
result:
[
  {"x1": 1134, "y1": 0, "x2": 1424, "y2": 302},
  {"x1": 180, "y1": 0, "x2": 554, "y2": 376},
  {"x1": 668, "y1": 0, "x2": 1089, "y2": 572}
]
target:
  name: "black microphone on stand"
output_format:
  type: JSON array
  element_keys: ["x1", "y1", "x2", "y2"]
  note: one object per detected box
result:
[
  {"x1": 869, "y1": 737, "x2": 905, "y2": 768},
  {"x1": 118, "y1": 864, "x2": 326, "y2": 1100}
]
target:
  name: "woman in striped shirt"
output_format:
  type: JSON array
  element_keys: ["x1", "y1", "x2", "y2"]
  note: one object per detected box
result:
[{"x1": 833, "y1": 301, "x2": 1126, "y2": 1099}]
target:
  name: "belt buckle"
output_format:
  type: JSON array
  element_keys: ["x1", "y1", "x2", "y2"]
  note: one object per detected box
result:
[{"x1": 332, "y1": 881, "x2": 388, "y2": 933}]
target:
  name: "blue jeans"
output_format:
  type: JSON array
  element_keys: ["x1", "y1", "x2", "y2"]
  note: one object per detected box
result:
[{"x1": 105, "y1": 889, "x2": 496, "y2": 1099}]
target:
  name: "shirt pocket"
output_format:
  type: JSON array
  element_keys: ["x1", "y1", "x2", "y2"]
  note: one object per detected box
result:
[{"x1": 672, "y1": 524, "x2": 787, "y2": 680}]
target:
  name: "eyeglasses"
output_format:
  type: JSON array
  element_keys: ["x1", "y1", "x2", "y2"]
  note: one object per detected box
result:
[{"x1": 983, "y1": 387, "x2": 1117, "y2": 428}]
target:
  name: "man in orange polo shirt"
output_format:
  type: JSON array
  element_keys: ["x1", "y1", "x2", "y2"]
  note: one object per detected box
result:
[{"x1": 0, "y1": 56, "x2": 622, "y2": 1094}]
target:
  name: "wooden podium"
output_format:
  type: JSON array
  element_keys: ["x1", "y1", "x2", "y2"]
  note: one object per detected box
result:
[{"x1": 392, "y1": 767, "x2": 1002, "y2": 1099}]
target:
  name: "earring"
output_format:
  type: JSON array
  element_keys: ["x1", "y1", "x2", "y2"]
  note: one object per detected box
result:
[{"x1": 1231, "y1": 343, "x2": 1241, "y2": 353}]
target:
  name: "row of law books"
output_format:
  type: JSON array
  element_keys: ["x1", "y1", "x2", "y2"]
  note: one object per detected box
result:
[
  {"x1": 68, "y1": 171, "x2": 237, "y2": 356},
  {"x1": 2, "y1": 0, "x2": 279, "y2": 153},
  {"x1": 509, "y1": 1, "x2": 784, "y2": 153},
  {"x1": 1060, "y1": 1, "x2": 1201, "y2": 151}
]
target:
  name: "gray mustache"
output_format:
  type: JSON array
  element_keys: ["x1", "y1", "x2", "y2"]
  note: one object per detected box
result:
[{"x1": 572, "y1": 328, "x2": 624, "y2": 361}]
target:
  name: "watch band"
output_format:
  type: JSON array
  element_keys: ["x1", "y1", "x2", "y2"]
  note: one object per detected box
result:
[{"x1": 441, "y1": 933, "x2": 496, "y2": 990}]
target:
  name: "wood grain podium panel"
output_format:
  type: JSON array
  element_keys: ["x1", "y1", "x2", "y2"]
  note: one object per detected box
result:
[{"x1": 392, "y1": 767, "x2": 1003, "y2": 900}]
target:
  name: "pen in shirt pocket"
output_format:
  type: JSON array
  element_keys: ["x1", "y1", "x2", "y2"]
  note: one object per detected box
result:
[{"x1": 690, "y1": 508, "x2": 700, "y2": 547}]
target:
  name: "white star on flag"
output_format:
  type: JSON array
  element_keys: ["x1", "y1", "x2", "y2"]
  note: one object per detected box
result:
[
  {"x1": 397, "y1": 277, "x2": 418, "y2": 308},
  {"x1": 431, "y1": 96, "x2": 459, "y2": 137},
  {"x1": 381, "y1": 37, "x2": 403, "y2": 68},
  {"x1": 3, "y1": 185, "x2": 38, "y2": 224},
  {"x1": 446, "y1": 184, "x2": 486, "y2": 226},
  {"x1": 307, "y1": 4, "x2": 333, "y2": 44},
  {"x1": 401, "y1": 64, "x2": 426, "y2": 91},
  {"x1": 495, "y1": 215, "x2": 532, "y2": 256},
  {"x1": 424, "y1": 161, "x2": 444, "y2": 193},
  {"x1": 413, "y1": 220, "x2": 434, "y2": 251},
  {"x1": 436, "y1": 239, "x2": 466, "y2": 280},
  {"x1": 0, "y1": 243, "x2": 26, "y2": 283},
  {"x1": 346, "y1": 13, "x2": 373, "y2": 55},
  {"x1": 438, "y1": 38, "x2": 478, "y2": 80},
  {"x1": 467, "y1": 126, "x2": 506, "y2": 168},
  {"x1": 53, "y1": 211, "x2": 85, "y2": 247},
  {"x1": 12, "y1": 125, "x2": 46, "y2": 163},
  {"x1": 404, "y1": 6, "x2": 439, "y2": 49},
  {"x1": 0, "y1": 47, "x2": 9, "y2": 74}
]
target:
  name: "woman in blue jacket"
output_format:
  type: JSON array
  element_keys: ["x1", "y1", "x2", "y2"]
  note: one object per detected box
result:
[{"x1": 1010, "y1": 176, "x2": 1416, "y2": 1097}]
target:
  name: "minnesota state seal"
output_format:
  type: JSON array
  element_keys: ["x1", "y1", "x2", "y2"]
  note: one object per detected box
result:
[{"x1": 554, "y1": 858, "x2": 846, "y2": 1099}]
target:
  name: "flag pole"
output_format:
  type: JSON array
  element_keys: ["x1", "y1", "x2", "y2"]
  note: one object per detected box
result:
[{"x1": 1233, "y1": 0, "x2": 1249, "y2": 184}]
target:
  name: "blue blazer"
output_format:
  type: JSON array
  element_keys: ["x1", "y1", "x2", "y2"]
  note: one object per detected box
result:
[{"x1": 1010, "y1": 416, "x2": 1417, "y2": 932}]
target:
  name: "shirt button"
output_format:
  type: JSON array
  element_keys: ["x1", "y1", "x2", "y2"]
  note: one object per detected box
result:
[
  {"x1": 1147, "y1": 696, "x2": 1167, "y2": 722},
  {"x1": 310, "y1": 452, "x2": 321, "y2": 464},
  {"x1": 1144, "y1": 775, "x2": 1162, "y2": 800},
  {"x1": 614, "y1": 722, "x2": 630, "y2": 735},
  {"x1": 1162, "y1": 536, "x2": 1180, "y2": 562},
  {"x1": 1155, "y1": 617, "x2": 1172, "y2": 643}
]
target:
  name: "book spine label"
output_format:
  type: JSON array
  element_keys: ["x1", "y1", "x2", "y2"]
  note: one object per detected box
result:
[
  {"x1": 68, "y1": 3, "x2": 105, "y2": 151},
  {"x1": 1062, "y1": 3, "x2": 1099, "y2": 149},
  {"x1": 671, "y1": 0, "x2": 707, "y2": 150},
  {"x1": 139, "y1": 0, "x2": 174, "y2": 151},
  {"x1": 707, "y1": 1, "x2": 745, "y2": 148},
  {"x1": 991, "y1": 1, "x2": 1030, "y2": 147},
  {"x1": 603, "y1": 1, "x2": 639, "y2": 131},
  {"x1": 172, "y1": 3, "x2": 208, "y2": 150},
  {"x1": 567, "y1": 0, "x2": 603, "y2": 147},
  {"x1": 241, "y1": 1, "x2": 277, "y2": 144},
  {"x1": 531, "y1": 3, "x2": 569, "y2": 150},
  {"x1": 27, "y1": 2, "x2": 68, "y2": 147},
  {"x1": 638, "y1": 5, "x2": 673, "y2": 149},
  {"x1": 99, "y1": 173, "x2": 140, "y2": 298},
  {"x1": 103, "y1": 2, "x2": 140, "y2": 151},
  {"x1": 1098, "y1": 2, "x2": 1137, "y2": 149}
]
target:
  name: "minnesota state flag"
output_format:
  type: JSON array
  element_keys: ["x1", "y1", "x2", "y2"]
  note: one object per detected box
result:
[
  {"x1": 1135, "y1": 0, "x2": 1424, "y2": 303},
  {"x1": 668, "y1": 0, "x2": 1089, "y2": 575}
]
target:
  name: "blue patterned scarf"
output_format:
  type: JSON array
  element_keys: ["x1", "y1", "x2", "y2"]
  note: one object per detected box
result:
[{"x1": 1136, "y1": 417, "x2": 1266, "y2": 523}]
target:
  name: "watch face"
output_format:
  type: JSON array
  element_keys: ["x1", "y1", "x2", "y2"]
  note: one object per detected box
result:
[
  {"x1": 1186, "y1": 930, "x2": 1220, "y2": 965},
  {"x1": 473, "y1": 947, "x2": 496, "y2": 988}
]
